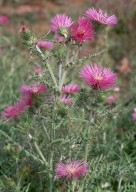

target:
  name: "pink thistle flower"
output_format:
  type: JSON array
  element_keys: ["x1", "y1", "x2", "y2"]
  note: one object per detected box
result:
[
  {"x1": 106, "y1": 95, "x2": 117, "y2": 104},
  {"x1": 1, "y1": 104, "x2": 21, "y2": 119},
  {"x1": 0, "y1": 16, "x2": 9, "y2": 24},
  {"x1": 21, "y1": 25, "x2": 27, "y2": 31},
  {"x1": 131, "y1": 108, "x2": 136, "y2": 120},
  {"x1": 24, "y1": 96, "x2": 33, "y2": 107},
  {"x1": 55, "y1": 35, "x2": 64, "y2": 42},
  {"x1": 62, "y1": 84, "x2": 80, "y2": 94},
  {"x1": 50, "y1": 14, "x2": 73, "y2": 37},
  {"x1": 71, "y1": 17, "x2": 94, "y2": 43},
  {"x1": 20, "y1": 83, "x2": 47, "y2": 95},
  {"x1": 46, "y1": 94, "x2": 56, "y2": 105},
  {"x1": 36, "y1": 41, "x2": 54, "y2": 49},
  {"x1": 19, "y1": 96, "x2": 33, "y2": 107},
  {"x1": 1, "y1": 100, "x2": 26, "y2": 120},
  {"x1": 34, "y1": 65, "x2": 42, "y2": 75},
  {"x1": 55, "y1": 160, "x2": 88, "y2": 179},
  {"x1": 86, "y1": 8, "x2": 117, "y2": 25},
  {"x1": 60, "y1": 95, "x2": 73, "y2": 105},
  {"x1": 80, "y1": 64, "x2": 117, "y2": 90},
  {"x1": 132, "y1": 113, "x2": 136, "y2": 120}
]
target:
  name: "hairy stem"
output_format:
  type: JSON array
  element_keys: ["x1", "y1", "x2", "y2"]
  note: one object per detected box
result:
[
  {"x1": 49, "y1": 151, "x2": 54, "y2": 192},
  {"x1": 84, "y1": 106, "x2": 94, "y2": 162},
  {"x1": 117, "y1": 175, "x2": 123, "y2": 192},
  {"x1": 59, "y1": 62, "x2": 62, "y2": 89},
  {"x1": 34, "y1": 141, "x2": 48, "y2": 166},
  {"x1": 35, "y1": 45, "x2": 59, "y2": 90},
  {"x1": 0, "y1": 129, "x2": 45, "y2": 165},
  {"x1": 59, "y1": 44, "x2": 70, "y2": 89}
]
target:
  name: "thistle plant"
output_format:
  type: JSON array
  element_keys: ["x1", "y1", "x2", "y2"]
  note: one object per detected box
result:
[{"x1": 1, "y1": 7, "x2": 135, "y2": 192}]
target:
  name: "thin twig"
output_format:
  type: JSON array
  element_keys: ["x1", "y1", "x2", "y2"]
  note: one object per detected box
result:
[{"x1": 73, "y1": 48, "x2": 107, "y2": 65}]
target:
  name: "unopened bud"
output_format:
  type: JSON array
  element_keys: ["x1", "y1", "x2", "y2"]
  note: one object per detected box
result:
[
  {"x1": 19, "y1": 26, "x2": 37, "y2": 46},
  {"x1": 21, "y1": 25, "x2": 26, "y2": 31},
  {"x1": 60, "y1": 27, "x2": 68, "y2": 38}
]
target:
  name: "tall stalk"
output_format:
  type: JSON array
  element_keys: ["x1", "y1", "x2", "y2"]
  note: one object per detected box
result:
[
  {"x1": 35, "y1": 45, "x2": 59, "y2": 90},
  {"x1": 59, "y1": 43, "x2": 70, "y2": 89}
]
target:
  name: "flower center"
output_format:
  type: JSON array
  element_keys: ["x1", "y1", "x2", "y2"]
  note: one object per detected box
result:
[
  {"x1": 67, "y1": 165, "x2": 75, "y2": 175},
  {"x1": 94, "y1": 75, "x2": 103, "y2": 81},
  {"x1": 32, "y1": 87, "x2": 39, "y2": 93},
  {"x1": 77, "y1": 28, "x2": 85, "y2": 36}
]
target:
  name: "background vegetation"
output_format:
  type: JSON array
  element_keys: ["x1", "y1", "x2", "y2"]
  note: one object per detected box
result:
[{"x1": 0, "y1": 0, "x2": 136, "y2": 191}]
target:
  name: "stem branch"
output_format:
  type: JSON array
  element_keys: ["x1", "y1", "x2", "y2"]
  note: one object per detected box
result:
[
  {"x1": 35, "y1": 45, "x2": 59, "y2": 90},
  {"x1": 59, "y1": 44, "x2": 70, "y2": 89}
]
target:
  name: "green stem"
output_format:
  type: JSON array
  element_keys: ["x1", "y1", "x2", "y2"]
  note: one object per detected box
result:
[
  {"x1": 103, "y1": 131, "x2": 107, "y2": 144},
  {"x1": 59, "y1": 44, "x2": 70, "y2": 89},
  {"x1": 34, "y1": 140, "x2": 54, "y2": 191},
  {"x1": 75, "y1": 49, "x2": 106, "y2": 64},
  {"x1": 0, "y1": 129, "x2": 45, "y2": 165},
  {"x1": 105, "y1": 26, "x2": 110, "y2": 49},
  {"x1": 35, "y1": 45, "x2": 59, "y2": 90},
  {"x1": 42, "y1": 121, "x2": 50, "y2": 141},
  {"x1": 60, "y1": 70, "x2": 67, "y2": 89},
  {"x1": 84, "y1": 91, "x2": 97, "y2": 162},
  {"x1": 84, "y1": 133, "x2": 90, "y2": 163},
  {"x1": 84, "y1": 111, "x2": 93, "y2": 163},
  {"x1": 65, "y1": 44, "x2": 70, "y2": 66},
  {"x1": 71, "y1": 45, "x2": 80, "y2": 65},
  {"x1": 34, "y1": 141, "x2": 48, "y2": 167},
  {"x1": 59, "y1": 62, "x2": 62, "y2": 89},
  {"x1": 72, "y1": 179, "x2": 77, "y2": 192},
  {"x1": 117, "y1": 175, "x2": 123, "y2": 192},
  {"x1": 49, "y1": 151, "x2": 54, "y2": 192}
]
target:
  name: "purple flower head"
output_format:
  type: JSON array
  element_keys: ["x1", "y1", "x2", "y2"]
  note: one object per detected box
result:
[
  {"x1": 0, "y1": 16, "x2": 9, "y2": 24},
  {"x1": 60, "y1": 95, "x2": 73, "y2": 105},
  {"x1": 131, "y1": 108, "x2": 136, "y2": 120},
  {"x1": 1, "y1": 104, "x2": 21, "y2": 120},
  {"x1": 21, "y1": 25, "x2": 26, "y2": 31},
  {"x1": 55, "y1": 160, "x2": 88, "y2": 179},
  {"x1": 20, "y1": 83, "x2": 47, "y2": 95},
  {"x1": 36, "y1": 41, "x2": 54, "y2": 49},
  {"x1": 50, "y1": 14, "x2": 73, "y2": 37},
  {"x1": 34, "y1": 65, "x2": 42, "y2": 75},
  {"x1": 1, "y1": 95, "x2": 34, "y2": 120},
  {"x1": 1, "y1": 99, "x2": 26, "y2": 120},
  {"x1": 80, "y1": 64, "x2": 117, "y2": 90},
  {"x1": 132, "y1": 113, "x2": 136, "y2": 120},
  {"x1": 86, "y1": 8, "x2": 117, "y2": 25},
  {"x1": 61, "y1": 84, "x2": 80, "y2": 94},
  {"x1": 19, "y1": 96, "x2": 33, "y2": 107},
  {"x1": 71, "y1": 17, "x2": 94, "y2": 43},
  {"x1": 55, "y1": 35, "x2": 65, "y2": 42},
  {"x1": 106, "y1": 95, "x2": 117, "y2": 104}
]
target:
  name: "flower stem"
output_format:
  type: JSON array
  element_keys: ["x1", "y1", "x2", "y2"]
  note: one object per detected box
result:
[
  {"x1": 84, "y1": 91, "x2": 97, "y2": 162},
  {"x1": 117, "y1": 175, "x2": 123, "y2": 192},
  {"x1": 60, "y1": 70, "x2": 67, "y2": 89},
  {"x1": 34, "y1": 141, "x2": 47, "y2": 164},
  {"x1": 72, "y1": 179, "x2": 77, "y2": 192},
  {"x1": 49, "y1": 151, "x2": 54, "y2": 192},
  {"x1": 59, "y1": 62, "x2": 62, "y2": 89},
  {"x1": 84, "y1": 110, "x2": 93, "y2": 163},
  {"x1": 35, "y1": 45, "x2": 59, "y2": 90},
  {"x1": 59, "y1": 44, "x2": 70, "y2": 89}
]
